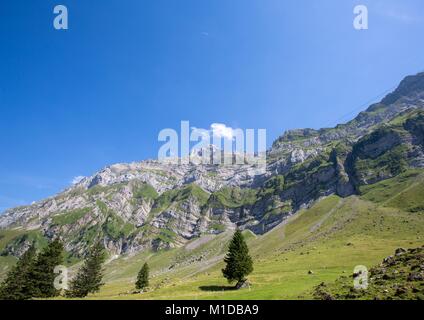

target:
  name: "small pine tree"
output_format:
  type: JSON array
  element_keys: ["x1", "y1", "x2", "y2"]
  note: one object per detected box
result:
[
  {"x1": 0, "y1": 245, "x2": 37, "y2": 300},
  {"x1": 66, "y1": 242, "x2": 106, "y2": 298},
  {"x1": 135, "y1": 263, "x2": 149, "y2": 291},
  {"x1": 30, "y1": 239, "x2": 64, "y2": 298},
  {"x1": 222, "y1": 230, "x2": 253, "y2": 287}
]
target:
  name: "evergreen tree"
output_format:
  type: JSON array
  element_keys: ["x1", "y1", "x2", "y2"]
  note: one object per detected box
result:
[
  {"x1": 135, "y1": 262, "x2": 149, "y2": 290},
  {"x1": 222, "y1": 230, "x2": 253, "y2": 286},
  {"x1": 66, "y1": 242, "x2": 106, "y2": 298},
  {"x1": 30, "y1": 239, "x2": 64, "y2": 298},
  {"x1": 0, "y1": 245, "x2": 37, "y2": 300}
]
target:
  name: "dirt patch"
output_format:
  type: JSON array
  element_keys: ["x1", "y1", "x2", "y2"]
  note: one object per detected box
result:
[{"x1": 185, "y1": 235, "x2": 216, "y2": 251}]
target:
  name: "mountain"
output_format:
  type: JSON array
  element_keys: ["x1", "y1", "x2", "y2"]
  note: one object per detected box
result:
[{"x1": 1, "y1": 72, "x2": 424, "y2": 264}]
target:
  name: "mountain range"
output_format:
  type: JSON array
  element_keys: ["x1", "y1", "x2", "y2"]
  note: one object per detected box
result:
[
  {"x1": 1, "y1": 72, "x2": 424, "y2": 257},
  {"x1": 1, "y1": 72, "x2": 424, "y2": 299}
]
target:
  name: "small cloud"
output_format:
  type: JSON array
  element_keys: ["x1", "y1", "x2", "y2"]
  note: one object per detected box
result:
[
  {"x1": 71, "y1": 176, "x2": 85, "y2": 185},
  {"x1": 191, "y1": 123, "x2": 237, "y2": 140},
  {"x1": 211, "y1": 123, "x2": 234, "y2": 140},
  {"x1": 201, "y1": 32, "x2": 209, "y2": 36},
  {"x1": 374, "y1": 1, "x2": 421, "y2": 24},
  {"x1": 191, "y1": 127, "x2": 210, "y2": 139},
  {"x1": 384, "y1": 10, "x2": 417, "y2": 23}
]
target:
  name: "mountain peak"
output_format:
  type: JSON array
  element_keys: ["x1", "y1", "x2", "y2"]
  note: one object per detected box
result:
[{"x1": 381, "y1": 72, "x2": 424, "y2": 106}]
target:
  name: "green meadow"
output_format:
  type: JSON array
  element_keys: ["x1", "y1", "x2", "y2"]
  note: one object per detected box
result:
[
  {"x1": 1, "y1": 170, "x2": 423, "y2": 300},
  {"x1": 87, "y1": 170, "x2": 424, "y2": 299}
]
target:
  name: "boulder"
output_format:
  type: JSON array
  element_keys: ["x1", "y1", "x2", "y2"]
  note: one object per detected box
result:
[{"x1": 235, "y1": 280, "x2": 251, "y2": 290}]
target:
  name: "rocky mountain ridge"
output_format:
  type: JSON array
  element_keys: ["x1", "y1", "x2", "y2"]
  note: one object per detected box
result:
[{"x1": 1, "y1": 72, "x2": 424, "y2": 259}]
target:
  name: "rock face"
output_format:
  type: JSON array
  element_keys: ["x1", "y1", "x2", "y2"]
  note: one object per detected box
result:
[{"x1": 1, "y1": 72, "x2": 424, "y2": 258}]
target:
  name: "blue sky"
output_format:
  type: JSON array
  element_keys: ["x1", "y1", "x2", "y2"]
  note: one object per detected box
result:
[{"x1": 1, "y1": 0, "x2": 424, "y2": 211}]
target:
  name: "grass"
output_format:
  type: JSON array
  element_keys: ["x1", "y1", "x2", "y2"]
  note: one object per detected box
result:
[
  {"x1": 150, "y1": 184, "x2": 210, "y2": 215},
  {"x1": 52, "y1": 208, "x2": 91, "y2": 226},
  {"x1": 87, "y1": 183, "x2": 126, "y2": 197},
  {"x1": 156, "y1": 229, "x2": 177, "y2": 244},
  {"x1": 132, "y1": 182, "x2": 158, "y2": 201},
  {"x1": 0, "y1": 230, "x2": 48, "y2": 255},
  {"x1": 0, "y1": 229, "x2": 49, "y2": 278},
  {"x1": 209, "y1": 187, "x2": 258, "y2": 208},
  {"x1": 385, "y1": 181, "x2": 424, "y2": 212},
  {"x1": 77, "y1": 183, "x2": 424, "y2": 299},
  {"x1": 3, "y1": 170, "x2": 424, "y2": 300},
  {"x1": 0, "y1": 229, "x2": 25, "y2": 251},
  {"x1": 209, "y1": 223, "x2": 226, "y2": 233},
  {"x1": 96, "y1": 200, "x2": 135, "y2": 240},
  {"x1": 359, "y1": 169, "x2": 423, "y2": 202}
]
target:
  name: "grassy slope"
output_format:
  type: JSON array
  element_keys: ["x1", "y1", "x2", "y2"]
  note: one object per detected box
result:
[
  {"x1": 0, "y1": 229, "x2": 24, "y2": 278},
  {"x1": 2, "y1": 170, "x2": 423, "y2": 299},
  {"x1": 79, "y1": 169, "x2": 424, "y2": 300}
]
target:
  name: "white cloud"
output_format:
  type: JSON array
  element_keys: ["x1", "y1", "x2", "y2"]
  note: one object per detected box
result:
[
  {"x1": 191, "y1": 127, "x2": 210, "y2": 139},
  {"x1": 71, "y1": 176, "x2": 85, "y2": 185},
  {"x1": 374, "y1": 1, "x2": 421, "y2": 23},
  {"x1": 210, "y1": 123, "x2": 234, "y2": 140},
  {"x1": 384, "y1": 9, "x2": 417, "y2": 23}
]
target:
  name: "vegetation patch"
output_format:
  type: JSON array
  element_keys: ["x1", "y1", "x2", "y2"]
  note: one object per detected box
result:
[
  {"x1": 209, "y1": 223, "x2": 226, "y2": 233},
  {"x1": 209, "y1": 187, "x2": 257, "y2": 209},
  {"x1": 354, "y1": 144, "x2": 409, "y2": 183},
  {"x1": 52, "y1": 208, "x2": 91, "y2": 226},
  {"x1": 0, "y1": 231, "x2": 48, "y2": 256},
  {"x1": 359, "y1": 169, "x2": 424, "y2": 206},
  {"x1": 152, "y1": 184, "x2": 210, "y2": 214},
  {"x1": 258, "y1": 176, "x2": 285, "y2": 197},
  {"x1": 132, "y1": 182, "x2": 158, "y2": 201},
  {"x1": 156, "y1": 229, "x2": 177, "y2": 244},
  {"x1": 97, "y1": 200, "x2": 135, "y2": 240},
  {"x1": 87, "y1": 183, "x2": 125, "y2": 197},
  {"x1": 385, "y1": 181, "x2": 424, "y2": 212}
]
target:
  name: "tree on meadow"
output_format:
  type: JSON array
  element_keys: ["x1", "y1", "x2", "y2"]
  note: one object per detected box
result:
[
  {"x1": 66, "y1": 242, "x2": 106, "y2": 298},
  {"x1": 30, "y1": 238, "x2": 64, "y2": 298},
  {"x1": 135, "y1": 262, "x2": 149, "y2": 291},
  {"x1": 222, "y1": 229, "x2": 253, "y2": 288}
]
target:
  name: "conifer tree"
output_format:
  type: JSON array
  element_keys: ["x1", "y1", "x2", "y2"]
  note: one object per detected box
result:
[
  {"x1": 66, "y1": 242, "x2": 106, "y2": 298},
  {"x1": 135, "y1": 262, "x2": 149, "y2": 291},
  {"x1": 222, "y1": 230, "x2": 253, "y2": 287},
  {"x1": 0, "y1": 245, "x2": 37, "y2": 300},
  {"x1": 30, "y1": 239, "x2": 64, "y2": 298}
]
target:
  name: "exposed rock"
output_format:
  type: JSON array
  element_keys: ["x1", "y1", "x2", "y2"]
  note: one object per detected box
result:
[
  {"x1": 235, "y1": 280, "x2": 251, "y2": 290},
  {"x1": 395, "y1": 248, "x2": 407, "y2": 256}
]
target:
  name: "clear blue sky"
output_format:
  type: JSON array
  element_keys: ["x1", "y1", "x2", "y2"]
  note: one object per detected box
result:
[{"x1": 1, "y1": 0, "x2": 424, "y2": 211}]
